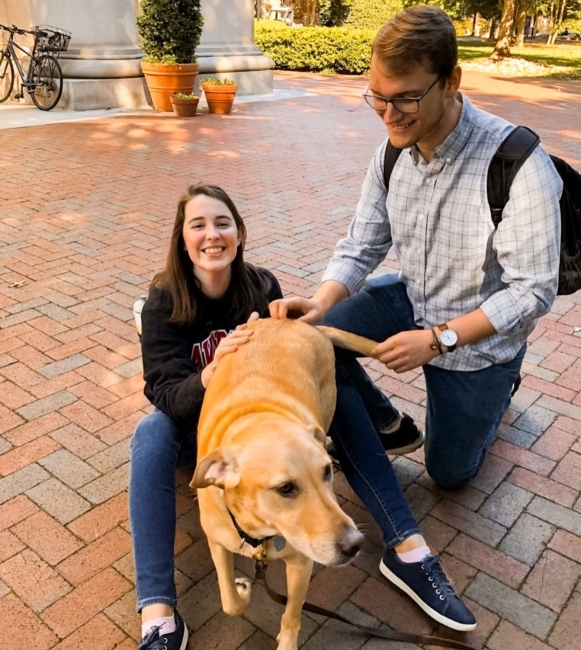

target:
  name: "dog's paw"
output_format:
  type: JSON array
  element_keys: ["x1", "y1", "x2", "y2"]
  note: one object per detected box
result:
[{"x1": 235, "y1": 577, "x2": 252, "y2": 605}]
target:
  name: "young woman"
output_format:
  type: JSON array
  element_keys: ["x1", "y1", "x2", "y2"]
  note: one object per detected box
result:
[{"x1": 130, "y1": 183, "x2": 282, "y2": 650}]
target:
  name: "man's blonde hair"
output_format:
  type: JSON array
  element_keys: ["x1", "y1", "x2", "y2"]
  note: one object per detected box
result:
[{"x1": 372, "y1": 5, "x2": 458, "y2": 79}]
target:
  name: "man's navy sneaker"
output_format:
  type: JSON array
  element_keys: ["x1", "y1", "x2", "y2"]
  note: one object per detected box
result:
[
  {"x1": 378, "y1": 413, "x2": 425, "y2": 456},
  {"x1": 137, "y1": 610, "x2": 188, "y2": 650},
  {"x1": 380, "y1": 551, "x2": 477, "y2": 632}
]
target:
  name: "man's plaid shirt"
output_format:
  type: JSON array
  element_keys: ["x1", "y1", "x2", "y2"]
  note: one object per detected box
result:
[{"x1": 323, "y1": 96, "x2": 562, "y2": 371}]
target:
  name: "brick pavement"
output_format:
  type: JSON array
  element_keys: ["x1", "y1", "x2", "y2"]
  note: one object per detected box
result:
[{"x1": 1, "y1": 70, "x2": 581, "y2": 650}]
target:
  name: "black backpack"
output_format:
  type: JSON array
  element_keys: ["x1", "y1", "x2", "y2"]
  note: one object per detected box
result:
[{"x1": 383, "y1": 126, "x2": 581, "y2": 295}]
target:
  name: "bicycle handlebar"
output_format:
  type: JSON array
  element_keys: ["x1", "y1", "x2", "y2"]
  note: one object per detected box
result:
[{"x1": 0, "y1": 23, "x2": 34, "y2": 36}]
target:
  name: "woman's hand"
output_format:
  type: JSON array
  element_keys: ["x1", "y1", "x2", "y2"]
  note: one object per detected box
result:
[
  {"x1": 201, "y1": 312, "x2": 259, "y2": 388},
  {"x1": 372, "y1": 329, "x2": 440, "y2": 373}
]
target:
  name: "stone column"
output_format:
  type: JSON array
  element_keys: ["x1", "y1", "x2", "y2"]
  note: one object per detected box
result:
[{"x1": 196, "y1": 0, "x2": 273, "y2": 95}]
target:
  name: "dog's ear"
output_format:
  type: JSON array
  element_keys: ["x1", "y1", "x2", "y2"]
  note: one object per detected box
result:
[
  {"x1": 306, "y1": 424, "x2": 327, "y2": 448},
  {"x1": 190, "y1": 448, "x2": 240, "y2": 490}
]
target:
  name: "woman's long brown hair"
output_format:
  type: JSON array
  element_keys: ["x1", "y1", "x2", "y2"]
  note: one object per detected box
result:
[{"x1": 150, "y1": 183, "x2": 268, "y2": 324}]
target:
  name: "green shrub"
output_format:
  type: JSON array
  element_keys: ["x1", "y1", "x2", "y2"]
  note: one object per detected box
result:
[
  {"x1": 255, "y1": 21, "x2": 374, "y2": 74},
  {"x1": 343, "y1": 0, "x2": 403, "y2": 30},
  {"x1": 136, "y1": 0, "x2": 204, "y2": 63}
]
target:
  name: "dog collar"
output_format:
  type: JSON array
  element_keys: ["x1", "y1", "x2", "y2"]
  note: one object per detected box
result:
[{"x1": 227, "y1": 508, "x2": 274, "y2": 549}]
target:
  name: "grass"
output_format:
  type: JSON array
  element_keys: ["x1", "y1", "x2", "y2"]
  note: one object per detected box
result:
[{"x1": 457, "y1": 39, "x2": 581, "y2": 80}]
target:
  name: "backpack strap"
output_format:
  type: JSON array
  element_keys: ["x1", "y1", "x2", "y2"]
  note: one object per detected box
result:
[
  {"x1": 383, "y1": 141, "x2": 403, "y2": 193},
  {"x1": 487, "y1": 126, "x2": 540, "y2": 228}
]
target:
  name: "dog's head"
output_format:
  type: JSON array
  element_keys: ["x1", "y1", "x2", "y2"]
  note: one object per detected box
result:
[{"x1": 191, "y1": 415, "x2": 364, "y2": 565}]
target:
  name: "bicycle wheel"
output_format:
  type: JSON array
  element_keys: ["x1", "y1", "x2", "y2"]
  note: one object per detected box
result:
[
  {"x1": 29, "y1": 55, "x2": 63, "y2": 111},
  {"x1": 0, "y1": 53, "x2": 14, "y2": 103}
]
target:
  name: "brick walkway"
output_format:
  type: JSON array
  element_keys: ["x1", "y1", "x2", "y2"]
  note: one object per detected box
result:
[{"x1": 1, "y1": 70, "x2": 581, "y2": 650}]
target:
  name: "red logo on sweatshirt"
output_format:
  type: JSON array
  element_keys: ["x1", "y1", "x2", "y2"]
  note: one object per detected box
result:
[{"x1": 191, "y1": 329, "x2": 229, "y2": 370}]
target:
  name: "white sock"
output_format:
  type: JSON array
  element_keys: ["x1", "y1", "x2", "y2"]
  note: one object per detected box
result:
[
  {"x1": 142, "y1": 614, "x2": 176, "y2": 639},
  {"x1": 396, "y1": 545, "x2": 431, "y2": 564},
  {"x1": 382, "y1": 414, "x2": 402, "y2": 433}
]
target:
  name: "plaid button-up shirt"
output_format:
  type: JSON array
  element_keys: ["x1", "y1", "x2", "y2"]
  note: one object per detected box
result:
[{"x1": 323, "y1": 96, "x2": 562, "y2": 371}]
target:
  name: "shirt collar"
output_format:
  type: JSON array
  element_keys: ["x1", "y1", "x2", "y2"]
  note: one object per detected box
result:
[{"x1": 410, "y1": 93, "x2": 475, "y2": 166}]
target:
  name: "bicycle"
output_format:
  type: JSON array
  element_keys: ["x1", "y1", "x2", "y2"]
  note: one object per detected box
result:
[{"x1": 0, "y1": 23, "x2": 71, "y2": 111}]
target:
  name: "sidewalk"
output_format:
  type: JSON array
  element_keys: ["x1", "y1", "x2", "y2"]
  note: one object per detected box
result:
[{"x1": 1, "y1": 70, "x2": 580, "y2": 650}]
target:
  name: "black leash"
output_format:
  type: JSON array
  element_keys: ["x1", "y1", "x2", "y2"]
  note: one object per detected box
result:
[{"x1": 254, "y1": 560, "x2": 479, "y2": 650}]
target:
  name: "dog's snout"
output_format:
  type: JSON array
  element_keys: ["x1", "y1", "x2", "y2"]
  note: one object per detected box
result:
[{"x1": 337, "y1": 526, "x2": 364, "y2": 562}]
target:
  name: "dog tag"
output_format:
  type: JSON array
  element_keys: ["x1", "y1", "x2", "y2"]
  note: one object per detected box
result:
[{"x1": 273, "y1": 536, "x2": 286, "y2": 552}]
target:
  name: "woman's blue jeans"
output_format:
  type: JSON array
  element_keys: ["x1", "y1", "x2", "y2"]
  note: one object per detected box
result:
[
  {"x1": 325, "y1": 274, "x2": 525, "y2": 548},
  {"x1": 129, "y1": 409, "x2": 197, "y2": 612}
]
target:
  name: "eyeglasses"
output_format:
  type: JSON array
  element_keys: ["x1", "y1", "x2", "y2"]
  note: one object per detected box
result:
[{"x1": 362, "y1": 76, "x2": 442, "y2": 114}]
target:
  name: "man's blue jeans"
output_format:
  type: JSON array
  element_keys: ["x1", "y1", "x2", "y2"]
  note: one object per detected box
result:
[
  {"x1": 129, "y1": 409, "x2": 197, "y2": 611},
  {"x1": 325, "y1": 274, "x2": 524, "y2": 547}
]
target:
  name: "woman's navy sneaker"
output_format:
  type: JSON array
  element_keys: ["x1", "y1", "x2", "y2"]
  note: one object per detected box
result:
[
  {"x1": 379, "y1": 551, "x2": 477, "y2": 632},
  {"x1": 137, "y1": 610, "x2": 188, "y2": 650},
  {"x1": 378, "y1": 413, "x2": 425, "y2": 455}
]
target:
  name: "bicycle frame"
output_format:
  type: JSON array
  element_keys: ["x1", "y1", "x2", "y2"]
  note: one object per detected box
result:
[{"x1": 1, "y1": 32, "x2": 39, "y2": 89}]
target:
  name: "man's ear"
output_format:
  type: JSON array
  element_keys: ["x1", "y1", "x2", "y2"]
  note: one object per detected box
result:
[
  {"x1": 190, "y1": 448, "x2": 240, "y2": 490},
  {"x1": 306, "y1": 424, "x2": 327, "y2": 448}
]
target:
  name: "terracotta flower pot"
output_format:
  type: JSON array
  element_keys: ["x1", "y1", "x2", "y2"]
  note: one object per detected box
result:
[
  {"x1": 202, "y1": 83, "x2": 238, "y2": 115},
  {"x1": 170, "y1": 95, "x2": 200, "y2": 117},
  {"x1": 141, "y1": 62, "x2": 199, "y2": 112}
]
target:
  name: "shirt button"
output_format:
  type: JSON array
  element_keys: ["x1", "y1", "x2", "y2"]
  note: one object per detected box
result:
[
  {"x1": 426, "y1": 178, "x2": 432, "y2": 185},
  {"x1": 419, "y1": 213, "x2": 425, "y2": 220},
  {"x1": 446, "y1": 157, "x2": 452, "y2": 165}
]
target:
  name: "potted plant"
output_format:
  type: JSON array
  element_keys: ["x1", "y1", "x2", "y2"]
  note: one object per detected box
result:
[
  {"x1": 201, "y1": 77, "x2": 238, "y2": 115},
  {"x1": 137, "y1": 0, "x2": 204, "y2": 112},
  {"x1": 170, "y1": 92, "x2": 200, "y2": 117}
]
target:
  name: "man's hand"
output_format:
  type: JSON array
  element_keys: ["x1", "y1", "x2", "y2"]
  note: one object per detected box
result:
[
  {"x1": 373, "y1": 329, "x2": 440, "y2": 373},
  {"x1": 269, "y1": 297, "x2": 327, "y2": 323},
  {"x1": 201, "y1": 312, "x2": 259, "y2": 388}
]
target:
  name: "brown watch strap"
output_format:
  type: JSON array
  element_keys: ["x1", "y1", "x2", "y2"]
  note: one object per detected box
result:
[
  {"x1": 430, "y1": 327, "x2": 444, "y2": 354},
  {"x1": 436, "y1": 322, "x2": 457, "y2": 352}
]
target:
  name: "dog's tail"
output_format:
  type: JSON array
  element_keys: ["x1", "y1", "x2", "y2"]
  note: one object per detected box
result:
[{"x1": 316, "y1": 325, "x2": 379, "y2": 358}]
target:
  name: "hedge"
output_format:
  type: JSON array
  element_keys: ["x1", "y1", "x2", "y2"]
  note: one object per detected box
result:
[{"x1": 254, "y1": 21, "x2": 374, "y2": 74}]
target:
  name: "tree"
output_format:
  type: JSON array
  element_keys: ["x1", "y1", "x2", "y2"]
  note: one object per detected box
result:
[
  {"x1": 513, "y1": 0, "x2": 530, "y2": 46},
  {"x1": 491, "y1": 0, "x2": 517, "y2": 57},
  {"x1": 547, "y1": 0, "x2": 568, "y2": 43}
]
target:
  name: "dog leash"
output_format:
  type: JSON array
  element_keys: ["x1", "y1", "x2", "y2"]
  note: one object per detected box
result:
[{"x1": 254, "y1": 560, "x2": 479, "y2": 650}]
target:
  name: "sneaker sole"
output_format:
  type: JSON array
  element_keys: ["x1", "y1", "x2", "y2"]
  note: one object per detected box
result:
[
  {"x1": 179, "y1": 626, "x2": 189, "y2": 650},
  {"x1": 379, "y1": 559, "x2": 477, "y2": 632},
  {"x1": 384, "y1": 429, "x2": 426, "y2": 456}
]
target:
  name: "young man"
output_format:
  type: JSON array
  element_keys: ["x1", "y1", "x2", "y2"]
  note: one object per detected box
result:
[{"x1": 271, "y1": 5, "x2": 561, "y2": 632}]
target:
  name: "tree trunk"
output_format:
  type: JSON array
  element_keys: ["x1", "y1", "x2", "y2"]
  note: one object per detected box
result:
[
  {"x1": 472, "y1": 12, "x2": 480, "y2": 36},
  {"x1": 487, "y1": 17, "x2": 498, "y2": 41},
  {"x1": 514, "y1": 0, "x2": 528, "y2": 47},
  {"x1": 547, "y1": 0, "x2": 567, "y2": 44},
  {"x1": 492, "y1": 0, "x2": 517, "y2": 58}
]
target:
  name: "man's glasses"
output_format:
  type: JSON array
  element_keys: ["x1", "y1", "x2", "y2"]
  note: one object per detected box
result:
[{"x1": 362, "y1": 76, "x2": 442, "y2": 115}]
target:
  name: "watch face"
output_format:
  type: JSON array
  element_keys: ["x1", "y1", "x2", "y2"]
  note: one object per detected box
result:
[{"x1": 440, "y1": 329, "x2": 458, "y2": 347}]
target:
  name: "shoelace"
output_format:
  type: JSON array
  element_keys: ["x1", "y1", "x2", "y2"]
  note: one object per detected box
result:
[
  {"x1": 138, "y1": 623, "x2": 169, "y2": 650},
  {"x1": 421, "y1": 555, "x2": 458, "y2": 599}
]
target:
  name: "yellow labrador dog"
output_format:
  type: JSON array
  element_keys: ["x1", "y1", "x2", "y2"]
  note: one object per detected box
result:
[{"x1": 190, "y1": 318, "x2": 377, "y2": 650}]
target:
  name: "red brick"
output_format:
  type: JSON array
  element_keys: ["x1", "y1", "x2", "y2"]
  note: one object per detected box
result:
[
  {"x1": 84, "y1": 343, "x2": 130, "y2": 369},
  {"x1": 556, "y1": 359, "x2": 581, "y2": 392},
  {"x1": 522, "y1": 550, "x2": 581, "y2": 612},
  {"x1": 96, "y1": 411, "x2": 144, "y2": 446},
  {"x1": 0, "y1": 381, "x2": 35, "y2": 410},
  {"x1": 29, "y1": 370, "x2": 85, "y2": 399},
  {"x1": 508, "y1": 466, "x2": 577, "y2": 507},
  {"x1": 67, "y1": 493, "x2": 128, "y2": 543},
  {"x1": 0, "y1": 495, "x2": 39, "y2": 531},
  {"x1": 439, "y1": 553, "x2": 478, "y2": 593},
  {"x1": 41, "y1": 567, "x2": 132, "y2": 638},
  {"x1": 447, "y1": 534, "x2": 529, "y2": 588},
  {"x1": 49, "y1": 423, "x2": 107, "y2": 459},
  {"x1": 0, "y1": 530, "x2": 25, "y2": 562},
  {"x1": 102, "y1": 391, "x2": 149, "y2": 421},
  {"x1": 69, "y1": 380, "x2": 119, "y2": 409},
  {"x1": 0, "y1": 435, "x2": 61, "y2": 477},
  {"x1": 45, "y1": 338, "x2": 97, "y2": 362},
  {"x1": 551, "y1": 451, "x2": 581, "y2": 491},
  {"x1": 12, "y1": 511, "x2": 83, "y2": 565},
  {"x1": 0, "y1": 593, "x2": 58, "y2": 650},
  {"x1": 53, "y1": 613, "x2": 127, "y2": 650},
  {"x1": 59, "y1": 400, "x2": 114, "y2": 433},
  {"x1": 76, "y1": 361, "x2": 123, "y2": 388},
  {"x1": 548, "y1": 415, "x2": 581, "y2": 437},
  {"x1": 0, "y1": 550, "x2": 72, "y2": 612},
  {"x1": 107, "y1": 374, "x2": 144, "y2": 399},
  {"x1": 540, "y1": 351, "x2": 577, "y2": 374},
  {"x1": 489, "y1": 620, "x2": 556, "y2": 650},
  {"x1": 532, "y1": 425, "x2": 576, "y2": 461},
  {"x1": 490, "y1": 439, "x2": 556, "y2": 476},
  {"x1": 29, "y1": 316, "x2": 69, "y2": 336},
  {"x1": 549, "y1": 529, "x2": 581, "y2": 564},
  {"x1": 0, "y1": 403, "x2": 25, "y2": 435},
  {"x1": 2, "y1": 411, "x2": 69, "y2": 446},
  {"x1": 549, "y1": 592, "x2": 581, "y2": 649},
  {"x1": 57, "y1": 527, "x2": 132, "y2": 586}
]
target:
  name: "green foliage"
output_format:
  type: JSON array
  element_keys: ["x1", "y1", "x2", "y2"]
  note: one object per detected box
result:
[
  {"x1": 201, "y1": 77, "x2": 237, "y2": 85},
  {"x1": 173, "y1": 92, "x2": 199, "y2": 99},
  {"x1": 255, "y1": 21, "x2": 374, "y2": 74},
  {"x1": 136, "y1": 0, "x2": 204, "y2": 64},
  {"x1": 319, "y1": 0, "x2": 353, "y2": 26},
  {"x1": 142, "y1": 54, "x2": 179, "y2": 65},
  {"x1": 343, "y1": 0, "x2": 403, "y2": 30}
]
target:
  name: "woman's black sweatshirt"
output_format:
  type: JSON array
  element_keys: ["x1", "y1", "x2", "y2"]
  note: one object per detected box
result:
[{"x1": 140, "y1": 267, "x2": 282, "y2": 431}]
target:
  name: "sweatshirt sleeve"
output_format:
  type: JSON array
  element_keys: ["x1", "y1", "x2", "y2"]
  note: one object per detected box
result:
[{"x1": 140, "y1": 288, "x2": 206, "y2": 429}]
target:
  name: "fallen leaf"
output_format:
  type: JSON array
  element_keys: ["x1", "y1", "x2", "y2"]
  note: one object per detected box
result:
[{"x1": 8, "y1": 280, "x2": 27, "y2": 288}]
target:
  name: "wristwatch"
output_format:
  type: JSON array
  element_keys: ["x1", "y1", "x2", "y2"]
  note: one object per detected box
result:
[{"x1": 436, "y1": 323, "x2": 458, "y2": 352}]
